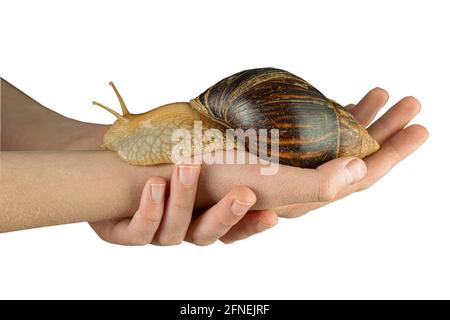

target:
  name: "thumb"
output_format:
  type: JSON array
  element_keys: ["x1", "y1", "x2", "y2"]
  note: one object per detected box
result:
[{"x1": 312, "y1": 157, "x2": 367, "y2": 202}]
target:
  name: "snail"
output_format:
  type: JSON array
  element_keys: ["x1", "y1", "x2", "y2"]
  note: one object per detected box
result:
[{"x1": 93, "y1": 68, "x2": 379, "y2": 168}]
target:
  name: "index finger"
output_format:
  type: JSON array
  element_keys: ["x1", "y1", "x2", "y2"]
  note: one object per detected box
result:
[
  {"x1": 251, "y1": 156, "x2": 367, "y2": 209},
  {"x1": 274, "y1": 125, "x2": 428, "y2": 218}
]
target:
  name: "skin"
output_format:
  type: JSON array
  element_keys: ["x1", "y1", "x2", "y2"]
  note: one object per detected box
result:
[
  {"x1": 0, "y1": 79, "x2": 428, "y2": 245},
  {"x1": 273, "y1": 91, "x2": 427, "y2": 218},
  {"x1": 0, "y1": 79, "x2": 277, "y2": 245}
]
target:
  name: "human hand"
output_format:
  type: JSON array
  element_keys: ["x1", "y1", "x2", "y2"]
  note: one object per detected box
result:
[
  {"x1": 88, "y1": 88, "x2": 427, "y2": 232},
  {"x1": 189, "y1": 88, "x2": 426, "y2": 220},
  {"x1": 271, "y1": 88, "x2": 428, "y2": 217},
  {"x1": 89, "y1": 162, "x2": 278, "y2": 246},
  {"x1": 1, "y1": 79, "x2": 426, "y2": 235}
]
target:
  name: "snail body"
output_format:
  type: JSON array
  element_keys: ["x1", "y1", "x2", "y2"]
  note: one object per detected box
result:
[{"x1": 94, "y1": 68, "x2": 379, "y2": 168}]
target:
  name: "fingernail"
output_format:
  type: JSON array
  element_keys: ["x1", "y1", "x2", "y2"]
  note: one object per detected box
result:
[
  {"x1": 177, "y1": 157, "x2": 201, "y2": 166},
  {"x1": 231, "y1": 199, "x2": 254, "y2": 216},
  {"x1": 151, "y1": 184, "x2": 165, "y2": 203},
  {"x1": 344, "y1": 159, "x2": 367, "y2": 184},
  {"x1": 176, "y1": 157, "x2": 193, "y2": 165},
  {"x1": 178, "y1": 165, "x2": 200, "y2": 186}
]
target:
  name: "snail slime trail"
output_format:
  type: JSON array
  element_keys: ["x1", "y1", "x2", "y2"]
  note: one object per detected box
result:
[{"x1": 93, "y1": 68, "x2": 379, "y2": 169}]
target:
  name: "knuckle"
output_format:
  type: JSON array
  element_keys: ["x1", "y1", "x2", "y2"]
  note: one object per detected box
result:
[
  {"x1": 231, "y1": 186, "x2": 257, "y2": 204},
  {"x1": 384, "y1": 141, "x2": 403, "y2": 163},
  {"x1": 286, "y1": 210, "x2": 310, "y2": 219},
  {"x1": 95, "y1": 231, "x2": 130, "y2": 246},
  {"x1": 220, "y1": 238, "x2": 235, "y2": 245},
  {"x1": 193, "y1": 238, "x2": 216, "y2": 246},
  {"x1": 156, "y1": 235, "x2": 184, "y2": 246},
  {"x1": 143, "y1": 215, "x2": 162, "y2": 224},
  {"x1": 147, "y1": 176, "x2": 166, "y2": 185},
  {"x1": 241, "y1": 231, "x2": 253, "y2": 239},
  {"x1": 317, "y1": 178, "x2": 337, "y2": 202},
  {"x1": 137, "y1": 211, "x2": 162, "y2": 224},
  {"x1": 95, "y1": 233, "x2": 111, "y2": 244},
  {"x1": 172, "y1": 199, "x2": 194, "y2": 211},
  {"x1": 358, "y1": 180, "x2": 373, "y2": 191},
  {"x1": 240, "y1": 226, "x2": 254, "y2": 239},
  {"x1": 220, "y1": 220, "x2": 236, "y2": 229},
  {"x1": 214, "y1": 214, "x2": 236, "y2": 229},
  {"x1": 127, "y1": 237, "x2": 148, "y2": 246}
]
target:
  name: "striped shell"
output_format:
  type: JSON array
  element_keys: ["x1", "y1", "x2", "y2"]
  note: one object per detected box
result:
[{"x1": 190, "y1": 67, "x2": 378, "y2": 168}]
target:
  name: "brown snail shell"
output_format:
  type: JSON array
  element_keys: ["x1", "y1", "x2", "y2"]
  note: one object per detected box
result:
[
  {"x1": 190, "y1": 68, "x2": 379, "y2": 167},
  {"x1": 95, "y1": 68, "x2": 379, "y2": 168}
]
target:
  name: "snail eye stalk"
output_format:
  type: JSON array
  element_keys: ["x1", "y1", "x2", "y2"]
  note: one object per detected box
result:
[
  {"x1": 109, "y1": 81, "x2": 130, "y2": 116},
  {"x1": 92, "y1": 101, "x2": 128, "y2": 122},
  {"x1": 92, "y1": 81, "x2": 131, "y2": 122}
]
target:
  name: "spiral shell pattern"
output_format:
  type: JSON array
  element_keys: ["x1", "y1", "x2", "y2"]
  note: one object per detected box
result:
[{"x1": 190, "y1": 67, "x2": 341, "y2": 168}]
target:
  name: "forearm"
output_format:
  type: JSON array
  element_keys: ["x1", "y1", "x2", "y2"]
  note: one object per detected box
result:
[
  {"x1": 0, "y1": 149, "x2": 306, "y2": 233},
  {"x1": 0, "y1": 79, "x2": 337, "y2": 231},
  {"x1": 1, "y1": 78, "x2": 107, "y2": 151},
  {"x1": 0, "y1": 151, "x2": 172, "y2": 232}
]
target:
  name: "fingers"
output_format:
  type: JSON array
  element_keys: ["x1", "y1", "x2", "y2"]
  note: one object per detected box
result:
[
  {"x1": 125, "y1": 177, "x2": 166, "y2": 244},
  {"x1": 305, "y1": 156, "x2": 367, "y2": 202},
  {"x1": 360, "y1": 124, "x2": 428, "y2": 190},
  {"x1": 268, "y1": 157, "x2": 368, "y2": 218},
  {"x1": 346, "y1": 103, "x2": 356, "y2": 111},
  {"x1": 253, "y1": 156, "x2": 368, "y2": 207},
  {"x1": 272, "y1": 202, "x2": 317, "y2": 219},
  {"x1": 153, "y1": 162, "x2": 201, "y2": 245},
  {"x1": 90, "y1": 176, "x2": 166, "y2": 246},
  {"x1": 271, "y1": 95, "x2": 426, "y2": 219},
  {"x1": 274, "y1": 124, "x2": 428, "y2": 218},
  {"x1": 220, "y1": 210, "x2": 278, "y2": 244},
  {"x1": 368, "y1": 96, "x2": 421, "y2": 143},
  {"x1": 185, "y1": 187, "x2": 256, "y2": 246},
  {"x1": 351, "y1": 87, "x2": 389, "y2": 126}
]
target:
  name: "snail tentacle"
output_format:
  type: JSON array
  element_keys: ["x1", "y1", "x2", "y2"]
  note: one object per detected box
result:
[
  {"x1": 109, "y1": 81, "x2": 130, "y2": 116},
  {"x1": 92, "y1": 101, "x2": 128, "y2": 122}
]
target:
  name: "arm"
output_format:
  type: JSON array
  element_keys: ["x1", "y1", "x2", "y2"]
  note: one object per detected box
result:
[
  {"x1": 0, "y1": 78, "x2": 107, "y2": 151},
  {"x1": 0, "y1": 150, "x2": 170, "y2": 232},
  {"x1": 0, "y1": 79, "x2": 428, "y2": 232},
  {"x1": 88, "y1": 164, "x2": 277, "y2": 246},
  {"x1": 0, "y1": 149, "x2": 361, "y2": 233},
  {"x1": 0, "y1": 80, "x2": 281, "y2": 239}
]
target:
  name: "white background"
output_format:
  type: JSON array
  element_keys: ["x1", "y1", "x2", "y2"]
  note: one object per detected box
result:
[{"x1": 1, "y1": 0, "x2": 449, "y2": 299}]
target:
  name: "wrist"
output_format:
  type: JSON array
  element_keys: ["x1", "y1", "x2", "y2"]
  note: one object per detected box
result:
[{"x1": 62, "y1": 121, "x2": 110, "y2": 151}]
